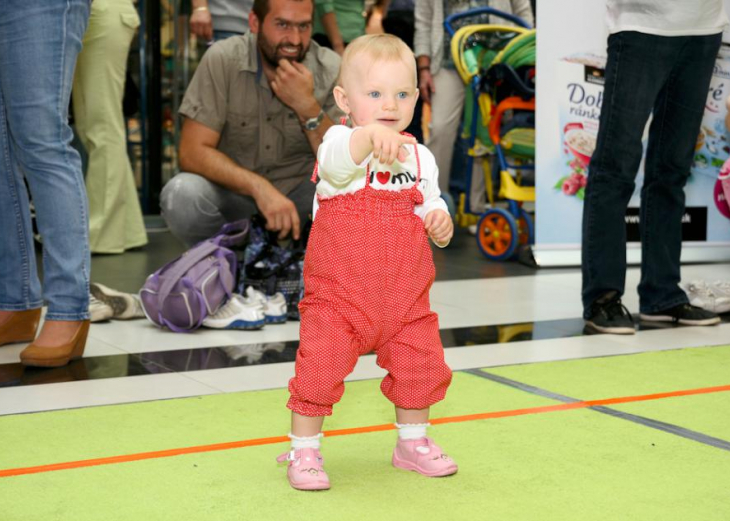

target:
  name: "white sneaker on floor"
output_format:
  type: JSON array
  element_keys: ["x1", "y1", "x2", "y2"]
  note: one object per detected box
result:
[
  {"x1": 711, "y1": 280, "x2": 730, "y2": 298},
  {"x1": 89, "y1": 294, "x2": 114, "y2": 323},
  {"x1": 90, "y1": 283, "x2": 146, "y2": 320},
  {"x1": 681, "y1": 280, "x2": 730, "y2": 315},
  {"x1": 245, "y1": 287, "x2": 287, "y2": 324},
  {"x1": 222, "y1": 342, "x2": 286, "y2": 364},
  {"x1": 203, "y1": 294, "x2": 265, "y2": 330}
]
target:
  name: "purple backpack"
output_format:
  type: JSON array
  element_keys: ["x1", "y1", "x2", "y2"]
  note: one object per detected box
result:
[{"x1": 140, "y1": 220, "x2": 249, "y2": 332}]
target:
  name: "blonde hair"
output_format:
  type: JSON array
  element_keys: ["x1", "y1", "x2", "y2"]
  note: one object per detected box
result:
[{"x1": 338, "y1": 34, "x2": 416, "y2": 86}]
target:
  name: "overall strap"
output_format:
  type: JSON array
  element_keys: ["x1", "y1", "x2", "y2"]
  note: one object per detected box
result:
[
  {"x1": 401, "y1": 131, "x2": 422, "y2": 184},
  {"x1": 311, "y1": 161, "x2": 319, "y2": 183}
]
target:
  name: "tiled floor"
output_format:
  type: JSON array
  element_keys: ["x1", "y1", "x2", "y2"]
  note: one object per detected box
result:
[{"x1": 2, "y1": 227, "x2": 729, "y2": 416}]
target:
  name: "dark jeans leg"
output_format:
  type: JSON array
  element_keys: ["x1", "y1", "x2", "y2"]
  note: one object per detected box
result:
[
  {"x1": 638, "y1": 33, "x2": 722, "y2": 313},
  {"x1": 582, "y1": 32, "x2": 671, "y2": 316}
]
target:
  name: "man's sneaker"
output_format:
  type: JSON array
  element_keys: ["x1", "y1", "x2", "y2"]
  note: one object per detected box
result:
[
  {"x1": 202, "y1": 294, "x2": 265, "y2": 330},
  {"x1": 640, "y1": 303, "x2": 721, "y2": 326},
  {"x1": 245, "y1": 287, "x2": 287, "y2": 324},
  {"x1": 681, "y1": 280, "x2": 730, "y2": 314},
  {"x1": 584, "y1": 295, "x2": 635, "y2": 334},
  {"x1": 90, "y1": 283, "x2": 145, "y2": 320},
  {"x1": 392, "y1": 437, "x2": 458, "y2": 477},
  {"x1": 276, "y1": 448, "x2": 330, "y2": 491},
  {"x1": 89, "y1": 294, "x2": 114, "y2": 323}
]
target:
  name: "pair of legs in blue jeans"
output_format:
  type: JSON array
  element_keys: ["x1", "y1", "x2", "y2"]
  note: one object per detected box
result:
[
  {"x1": 0, "y1": 2, "x2": 91, "y2": 333},
  {"x1": 582, "y1": 31, "x2": 722, "y2": 316}
]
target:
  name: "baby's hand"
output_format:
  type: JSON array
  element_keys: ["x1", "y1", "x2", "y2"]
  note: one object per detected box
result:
[
  {"x1": 424, "y1": 209, "x2": 453, "y2": 247},
  {"x1": 368, "y1": 124, "x2": 417, "y2": 165}
]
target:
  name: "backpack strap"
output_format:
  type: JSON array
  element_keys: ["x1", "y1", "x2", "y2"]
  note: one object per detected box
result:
[{"x1": 214, "y1": 219, "x2": 250, "y2": 248}]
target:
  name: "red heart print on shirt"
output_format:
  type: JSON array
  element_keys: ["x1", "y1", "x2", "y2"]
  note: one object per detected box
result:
[{"x1": 376, "y1": 171, "x2": 391, "y2": 184}]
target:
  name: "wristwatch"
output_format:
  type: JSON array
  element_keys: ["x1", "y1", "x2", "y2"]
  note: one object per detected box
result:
[{"x1": 303, "y1": 109, "x2": 325, "y2": 131}]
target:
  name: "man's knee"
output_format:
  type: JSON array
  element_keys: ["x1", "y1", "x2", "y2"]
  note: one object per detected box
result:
[{"x1": 161, "y1": 173, "x2": 223, "y2": 244}]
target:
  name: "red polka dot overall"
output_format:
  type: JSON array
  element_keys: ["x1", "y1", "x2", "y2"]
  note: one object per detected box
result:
[{"x1": 287, "y1": 139, "x2": 453, "y2": 417}]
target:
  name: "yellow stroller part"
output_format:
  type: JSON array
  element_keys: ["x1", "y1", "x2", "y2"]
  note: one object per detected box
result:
[
  {"x1": 501, "y1": 128, "x2": 535, "y2": 159},
  {"x1": 491, "y1": 29, "x2": 536, "y2": 70},
  {"x1": 498, "y1": 170, "x2": 534, "y2": 202},
  {"x1": 451, "y1": 24, "x2": 530, "y2": 84},
  {"x1": 456, "y1": 194, "x2": 480, "y2": 228}
]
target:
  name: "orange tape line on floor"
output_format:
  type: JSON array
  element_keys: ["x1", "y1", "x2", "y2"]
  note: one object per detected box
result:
[{"x1": 2, "y1": 383, "x2": 729, "y2": 479}]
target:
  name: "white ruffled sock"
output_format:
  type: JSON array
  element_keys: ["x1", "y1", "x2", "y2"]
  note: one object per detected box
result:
[
  {"x1": 289, "y1": 432, "x2": 322, "y2": 450},
  {"x1": 395, "y1": 422, "x2": 429, "y2": 440}
]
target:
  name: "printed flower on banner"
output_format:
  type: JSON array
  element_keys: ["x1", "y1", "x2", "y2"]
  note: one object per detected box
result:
[{"x1": 555, "y1": 161, "x2": 588, "y2": 200}]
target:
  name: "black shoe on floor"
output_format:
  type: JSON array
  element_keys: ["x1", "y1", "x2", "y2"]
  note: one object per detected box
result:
[
  {"x1": 639, "y1": 303, "x2": 721, "y2": 326},
  {"x1": 585, "y1": 295, "x2": 636, "y2": 335}
]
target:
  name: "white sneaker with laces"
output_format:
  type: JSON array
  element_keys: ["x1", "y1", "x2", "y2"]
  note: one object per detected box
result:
[
  {"x1": 711, "y1": 280, "x2": 730, "y2": 297},
  {"x1": 681, "y1": 280, "x2": 730, "y2": 314},
  {"x1": 89, "y1": 294, "x2": 114, "y2": 323},
  {"x1": 202, "y1": 294, "x2": 265, "y2": 330},
  {"x1": 245, "y1": 287, "x2": 287, "y2": 324},
  {"x1": 91, "y1": 283, "x2": 146, "y2": 320}
]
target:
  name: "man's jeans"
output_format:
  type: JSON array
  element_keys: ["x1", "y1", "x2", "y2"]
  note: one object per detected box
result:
[
  {"x1": 582, "y1": 31, "x2": 721, "y2": 317},
  {"x1": 0, "y1": 0, "x2": 91, "y2": 320},
  {"x1": 161, "y1": 173, "x2": 316, "y2": 246}
]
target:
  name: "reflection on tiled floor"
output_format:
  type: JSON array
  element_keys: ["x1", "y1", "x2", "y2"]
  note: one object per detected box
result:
[
  {"x1": 3, "y1": 315, "x2": 728, "y2": 389},
  {"x1": 0, "y1": 353, "x2": 172, "y2": 388}
]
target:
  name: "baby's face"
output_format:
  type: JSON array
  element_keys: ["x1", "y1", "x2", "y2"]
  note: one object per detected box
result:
[{"x1": 340, "y1": 54, "x2": 418, "y2": 132}]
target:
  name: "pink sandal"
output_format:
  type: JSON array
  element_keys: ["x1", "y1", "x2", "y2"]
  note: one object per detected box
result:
[
  {"x1": 276, "y1": 448, "x2": 330, "y2": 491},
  {"x1": 392, "y1": 437, "x2": 458, "y2": 477}
]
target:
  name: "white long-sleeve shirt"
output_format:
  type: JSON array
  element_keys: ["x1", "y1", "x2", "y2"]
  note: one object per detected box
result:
[
  {"x1": 606, "y1": 0, "x2": 729, "y2": 37},
  {"x1": 313, "y1": 125, "x2": 449, "y2": 225}
]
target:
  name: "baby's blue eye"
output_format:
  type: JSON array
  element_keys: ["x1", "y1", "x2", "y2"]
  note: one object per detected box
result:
[
  {"x1": 397, "y1": 92, "x2": 408, "y2": 99},
  {"x1": 368, "y1": 91, "x2": 381, "y2": 99}
]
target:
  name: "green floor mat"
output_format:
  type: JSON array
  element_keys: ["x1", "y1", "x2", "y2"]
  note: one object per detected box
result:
[
  {"x1": 613, "y1": 392, "x2": 730, "y2": 441},
  {"x1": 2, "y1": 408, "x2": 729, "y2": 521},
  {"x1": 3, "y1": 347, "x2": 730, "y2": 520},
  {"x1": 0, "y1": 372, "x2": 553, "y2": 469},
  {"x1": 485, "y1": 345, "x2": 730, "y2": 400}
]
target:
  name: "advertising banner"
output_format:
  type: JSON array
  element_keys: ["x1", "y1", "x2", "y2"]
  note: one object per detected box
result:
[{"x1": 534, "y1": 0, "x2": 730, "y2": 266}]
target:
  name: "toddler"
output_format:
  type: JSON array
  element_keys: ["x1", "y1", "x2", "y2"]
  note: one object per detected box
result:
[{"x1": 276, "y1": 34, "x2": 456, "y2": 491}]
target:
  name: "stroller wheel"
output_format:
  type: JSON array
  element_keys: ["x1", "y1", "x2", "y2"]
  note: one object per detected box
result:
[
  {"x1": 476, "y1": 209, "x2": 518, "y2": 261},
  {"x1": 516, "y1": 208, "x2": 534, "y2": 246}
]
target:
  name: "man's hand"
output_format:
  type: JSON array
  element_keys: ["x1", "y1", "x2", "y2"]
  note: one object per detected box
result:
[
  {"x1": 190, "y1": 9, "x2": 213, "y2": 41},
  {"x1": 270, "y1": 60, "x2": 316, "y2": 116},
  {"x1": 253, "y1": 180, "x2": 301, "y2": 240},
  {"x1": 368, "y1": 124, "x2": 417, "y2": 165},
  {"x1": 424, "y1": 209, "x2": 453, "y2": 247},
  {"x1": 418, "y1": 68, "x2": 435, "y2": 105}
]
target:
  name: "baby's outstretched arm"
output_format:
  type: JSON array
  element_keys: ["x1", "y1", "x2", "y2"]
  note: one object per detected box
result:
[{"x1": 350, "y1": 124, "x2": 417, "y2": 165}]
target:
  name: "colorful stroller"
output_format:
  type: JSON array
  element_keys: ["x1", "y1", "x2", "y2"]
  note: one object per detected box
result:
[{"x1": 445, "y1": 7, "x2": 536, "y2": 260}]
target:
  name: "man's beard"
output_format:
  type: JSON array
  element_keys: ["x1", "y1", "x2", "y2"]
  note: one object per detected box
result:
[{"x1": 258, "y1": 33, "x2": 307, "y2": 66}]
